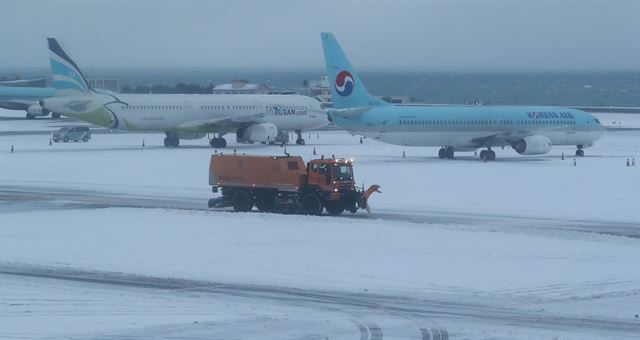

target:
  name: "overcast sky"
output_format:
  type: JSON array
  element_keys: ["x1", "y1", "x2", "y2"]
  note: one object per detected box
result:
[{"x1": 1, "y1": 0, "x2": 638, "y2": 71}]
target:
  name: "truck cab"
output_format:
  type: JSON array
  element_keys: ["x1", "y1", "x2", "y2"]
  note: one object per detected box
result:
[{"x1": 306, "y1": 158, "x2": 355, "y2": 193}]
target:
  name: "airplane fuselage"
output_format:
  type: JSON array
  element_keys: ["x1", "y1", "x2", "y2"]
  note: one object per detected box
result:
[
  {"x1": 45, "y1": 93, "x2": 328, "y2": 133},
  {"x1": 331, "y1": 105, "x2": 605, "y2": 150},
  {"x1": 0, "y1": 87, "x2": 55, "y2": 115}
]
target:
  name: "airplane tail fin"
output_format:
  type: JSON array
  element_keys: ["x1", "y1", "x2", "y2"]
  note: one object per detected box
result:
[
  {"x1": 47, "y1": 38, "x2": 93, "y2": 96},
  {"x1": 320, "y1": 32, "x2": 389, "y2": 109}
]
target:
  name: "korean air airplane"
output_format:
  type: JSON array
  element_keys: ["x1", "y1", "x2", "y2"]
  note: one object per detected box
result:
[
  {"x1": 42, "y1": 38, "x2": 327, "y2": 148},
  {"x1": 320, "y1": 33, "x2": 605, "y2": 160}
]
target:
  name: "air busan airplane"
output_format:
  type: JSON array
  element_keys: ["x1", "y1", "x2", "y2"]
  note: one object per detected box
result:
[
  {"x1": 320, "y1": 33, "x2": 605, "y2": 160},
  {"x1": 42, "y1": 38, "x2": 327, "y2": 148}
]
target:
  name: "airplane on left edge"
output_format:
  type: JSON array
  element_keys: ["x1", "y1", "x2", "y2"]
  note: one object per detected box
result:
[
  {"x1": 0, "y1": 86, "x2": 58, "y2": 119},
  {"x1": 41, "y1": 38, "x2": 328, "y2": 148}
]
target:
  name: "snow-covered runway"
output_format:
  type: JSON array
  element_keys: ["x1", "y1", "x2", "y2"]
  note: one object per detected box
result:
[
  {"x1": 1, "y1": 263, "x2": 635, "y2": 340},
  {"x1": 2, "y1": 183, "x2": 639, "y2": 238},
  {"x1": 1, "y1": 111, "x2": 639, "y2": 339}
]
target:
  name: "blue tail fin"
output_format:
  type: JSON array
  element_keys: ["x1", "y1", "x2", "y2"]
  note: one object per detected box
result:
[
  {"x1": 47, "y1": 38, "x2": 92, "y2": 96},
  {"x1": 320, "y1": 32, "x2": 388, "y2": 109}
]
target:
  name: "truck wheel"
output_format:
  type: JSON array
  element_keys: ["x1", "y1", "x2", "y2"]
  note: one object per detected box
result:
[
  {"x1": 63, "y1": 136, "x2": 69, "y2": 142},
  {"x1": 301, "y1": 193, "x2": 323, "y2": 215},
  {"x1": 255, "y1": 195, "x2": 275, "y2": 212},
  {"x1": 324, "y1": 201, "x2": 344, "y2": 216},
  {"x1": 232, "y1": 191, "x2": 252, "y2": 212},
  {"x1": 208, "y1": 198, "x2": 217, "y2": 208}
]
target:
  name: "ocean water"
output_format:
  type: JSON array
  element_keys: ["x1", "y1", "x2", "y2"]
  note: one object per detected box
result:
[{"x1": 2, "y1": 67, "x2": 639, "y2": 106}]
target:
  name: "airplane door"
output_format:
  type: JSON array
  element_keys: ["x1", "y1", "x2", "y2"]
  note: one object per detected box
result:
[
  {"x1": 564, "y1": 117, "x2": 576, "y2": 144},
  {"x1": 379, "y1": 117, "x2": 388, "y2": 133},
  {"x1": 568, "y1": 120, "x2": 576, "y2": 134}
]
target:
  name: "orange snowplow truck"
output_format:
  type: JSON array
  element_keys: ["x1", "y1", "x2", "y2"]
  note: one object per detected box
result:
[{"x1": 208, "y1": 154, "x2": 380, "y2": 215}]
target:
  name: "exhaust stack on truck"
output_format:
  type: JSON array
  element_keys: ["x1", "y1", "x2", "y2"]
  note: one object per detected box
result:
[{"x1": 208, "y1": 154, "x2": 380, "y2": 215}]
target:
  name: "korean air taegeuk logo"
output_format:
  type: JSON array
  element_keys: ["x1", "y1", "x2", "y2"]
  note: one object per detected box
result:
[{"x1": 335, "y1": 71, "x2": 354, "y2": 97}]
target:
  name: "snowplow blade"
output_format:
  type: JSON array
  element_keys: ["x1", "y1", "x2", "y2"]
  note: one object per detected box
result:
[
  {"x1": 362, "y1": 184, "x2": 381, "y2": 213},
  {"x1": 363, "y1": 185, "x2": 382, "y2": 200}
]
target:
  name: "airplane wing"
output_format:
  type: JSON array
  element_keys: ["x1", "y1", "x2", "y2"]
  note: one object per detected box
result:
[
  {"x1": 229, "y1": 112, "x2": 267, "y2": 123},
  {"x1": 176, "y1": 112, "x2": 268, "y2": 130},
  {"x1": 66, "y1": 99, "x2": 94, "y2": 112},
  {"x1": 177, "y1": 116, "x2": 233, "y2": 129},
  {"x1": 469, "y1": 130, "x2": 534, "y2": 148},
  {"x1": 327, "y1": 107, "x2": 372, "y2": 119}
]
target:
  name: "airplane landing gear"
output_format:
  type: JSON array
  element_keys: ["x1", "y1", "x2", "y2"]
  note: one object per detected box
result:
[
  {"x1": 479, "y1": 148, "x2": 496, "y2": 161},
  {"x1": 210, "y1": 135, "x2": 227, "y2": 148},
  {"x1": 295, "y1": 130, "x2": 305, "y2": 145},
  {"x1": 438, "y1": 146, "x2": 454, "y2": 159},
  {"x1": 575, "y1": 145, "x2": 585, "y2": 157},
  {"x1": 164, "y1": 135, "x2": 179, "y2": 147}
]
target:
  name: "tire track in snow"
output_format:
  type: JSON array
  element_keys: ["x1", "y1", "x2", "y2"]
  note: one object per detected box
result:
[
  {"x1": 355, "y1": 322, "x2": 368, "y2": 340},
  {"x1": 367, "y1": 323, "x2": 383, "y2": 340},
  {"x1": 0, "y1": 263, "x2": 637, "y2": 337},
  {"x1": 420, "y1": 327, "x2": 449, "y2": 340}
]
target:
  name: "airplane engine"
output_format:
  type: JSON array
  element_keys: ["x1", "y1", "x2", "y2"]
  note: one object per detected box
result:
[
  {"x1": 512, "y1": 135, "x2": 552, "y2": 155},
  {"x1": 27, "y1": 104, "x2": 49, "y2": 117},
  {"x1": 175, "y1": 132, "x2": 206, "y2": 140},
  {"x1": 236, "y1": 123, "x2": 278, "y2": 143}
]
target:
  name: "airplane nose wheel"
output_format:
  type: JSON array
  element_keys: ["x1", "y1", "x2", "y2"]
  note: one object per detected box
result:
[
  {"x1": 479, "y1": 148, "x2": 496, "y2": 161},
  {"x1": 575, "y1": 145, "x2": 585, "y2": 157},
  {"x1": 163, "y1": 136, "x2": 179, "y2": 147},
  {"x1": 295, "y1": 130, "x2": 305, "y2": 145},
  {"x1": 438, "y1": 148, "x2": 446, "y2": 159},
  {"x1": 438, "y1": 147, "x2": 454, "y2": 159}
]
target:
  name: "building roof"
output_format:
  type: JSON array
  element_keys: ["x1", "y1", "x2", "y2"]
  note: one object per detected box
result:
[{"x1": 213, "y1": 80, "x2": 269, "y2": 91}]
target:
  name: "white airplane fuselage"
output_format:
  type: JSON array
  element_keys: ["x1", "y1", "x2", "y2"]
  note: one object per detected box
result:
[{"x1": 44, "y1": 92, "x2": 328, "y2": 133}]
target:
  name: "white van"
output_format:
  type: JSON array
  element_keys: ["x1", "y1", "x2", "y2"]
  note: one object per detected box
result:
[{"x1": 52, "y1": 126, "x2": 91, "y2": 143}]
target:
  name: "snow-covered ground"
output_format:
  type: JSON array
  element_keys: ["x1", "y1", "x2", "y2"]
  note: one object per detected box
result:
[{"x1": 1, "y1": 109, "x2": 639, "y2": 339}]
